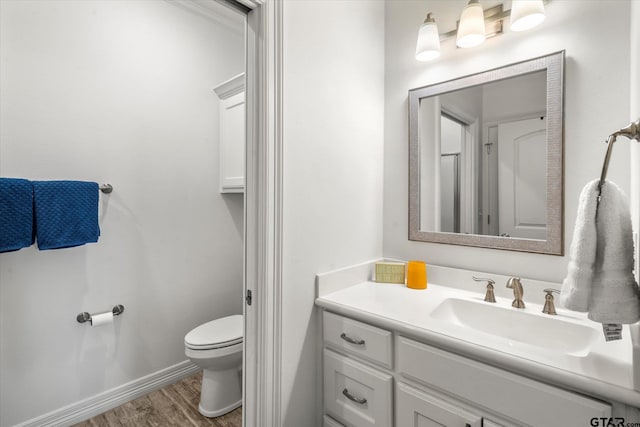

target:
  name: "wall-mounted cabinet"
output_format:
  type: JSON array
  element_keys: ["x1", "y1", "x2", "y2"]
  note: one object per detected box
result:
[{"x1": 214, "y1": 73, "x2": 245, "y2": 193}]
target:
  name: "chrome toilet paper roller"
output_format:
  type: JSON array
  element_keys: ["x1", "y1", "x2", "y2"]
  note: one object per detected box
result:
[{"x1": 77, "y1": 304, "x2": 124, "y2": 326}]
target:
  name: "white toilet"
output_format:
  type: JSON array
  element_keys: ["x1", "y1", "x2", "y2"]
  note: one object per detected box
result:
[{"x1": 184, "y1": 314, "x2": 243, "y2": 417}]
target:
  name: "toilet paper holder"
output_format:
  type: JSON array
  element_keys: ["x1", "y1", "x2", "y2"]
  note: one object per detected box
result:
[{"x1": 77, "y1": 305, "x2": 124, "y2": 325}]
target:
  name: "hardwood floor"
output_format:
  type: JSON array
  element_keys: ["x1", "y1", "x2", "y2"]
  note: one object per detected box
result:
[{"x1": 73, "y1": 372, "x2": 242, "y2": 427}]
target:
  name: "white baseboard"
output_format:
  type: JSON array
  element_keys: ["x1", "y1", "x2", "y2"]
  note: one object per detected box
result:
[{"x1": 13, "y1": 360, "x2": 200, "y2": 427}]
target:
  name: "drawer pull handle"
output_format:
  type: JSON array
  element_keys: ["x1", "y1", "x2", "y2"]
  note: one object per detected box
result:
[
  {"x1": 342, "y1": 388, "x2": 367, "y2": 405},
  {"x1": 340, "y1": 333, "x2": 365, "y2": 345}
]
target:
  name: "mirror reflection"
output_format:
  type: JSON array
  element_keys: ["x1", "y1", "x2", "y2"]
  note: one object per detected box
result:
[
  {"x1": 421, "y1": 71, "x2": 546, "y2": 238},
  {"x1": 409, "y1": 52, "x2": 564, "y2": 254}
]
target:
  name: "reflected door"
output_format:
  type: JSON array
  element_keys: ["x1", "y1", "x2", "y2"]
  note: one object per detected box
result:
[
  {"x1": 497, "y1": 116, "x2": 547, "y2": 240},
  {"x1": 440, "y1": 153, "x2": 460, "y2": 233},
  {"x1": 440, "y1": 114, "x2": 463, "y2": 233}
]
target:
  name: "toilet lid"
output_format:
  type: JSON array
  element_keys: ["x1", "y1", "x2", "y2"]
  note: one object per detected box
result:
[{"x1": 185, "y1": 314, "x2": 243, "y2": 349}]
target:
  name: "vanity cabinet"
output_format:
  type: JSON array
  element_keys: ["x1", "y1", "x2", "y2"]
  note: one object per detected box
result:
[
  {"x1": 322, "y1": 312, "x2": 393, "y2": 427},
  {"x1": 322, "y1": 310, "x2": 613, "y2": 427},
  {"x1": 214, "y1": 73, "x2": 245, "y2": 193}
]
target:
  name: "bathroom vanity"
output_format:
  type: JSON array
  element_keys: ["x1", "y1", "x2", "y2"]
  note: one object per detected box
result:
[{"x1": 316, "y1": 262, "x2": 640, "y2": 427}]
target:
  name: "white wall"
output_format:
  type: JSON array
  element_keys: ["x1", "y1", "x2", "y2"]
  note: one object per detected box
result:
[
  {"x1": 281, "y1": 0, "x2": 385, "y2": 425},
  {"x1": 630, "y1": 0, "x2": 640, "y2": 391},
  {"x1": 631, "y1": 1, "x2": 640, "y2": 281},
  {"x1": 384, "y1": 0, "x2": 631, "y2": 283},
  {"x1": 482, "y1": 71, "x2": 546, "y2": 123},
  {"x1": 0, "y1": 1, "x2": 244, "y2": 425}
]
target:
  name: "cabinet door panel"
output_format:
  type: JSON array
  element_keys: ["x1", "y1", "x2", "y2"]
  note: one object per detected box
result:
[
  {"x1": 219, "y1": 92, "x2": 245, "y2": 193},
  {"x1": 324, "y1": 349, "x2": 392, "y2": 427},
  {"x1": 398, "y1": 337, "x2": 611, "y2": 426},
  {"x1": 396, "y1": 382, "x2": 482, "y2": 427}
]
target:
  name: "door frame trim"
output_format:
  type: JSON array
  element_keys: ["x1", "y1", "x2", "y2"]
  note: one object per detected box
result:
[{"x1": 242, "y1": 0, "x2": 284, "y2": 426}]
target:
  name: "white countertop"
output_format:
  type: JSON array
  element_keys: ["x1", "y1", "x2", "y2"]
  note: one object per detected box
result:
[{"x1": 316, "y1": 273, "x2": 640, "y2": 407}]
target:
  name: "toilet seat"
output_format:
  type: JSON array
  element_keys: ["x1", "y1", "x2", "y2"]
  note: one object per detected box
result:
[{"x1": 185, "y1": 314, "x2": 243, "y2": 350}]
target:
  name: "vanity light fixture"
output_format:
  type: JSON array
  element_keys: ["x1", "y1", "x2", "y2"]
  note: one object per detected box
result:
[
  {"x1": 510, "y1": 0, "x2": 546, "y2": 32},
  {"x1": 415, "y1": 13, "x2": 441, "y2": 61},
  {"x1": 456, "y1": 0, "x2": 486, "y2": 49},
  {"x1": 415, "y1": 0, "x2": 547, "y2": 61}
]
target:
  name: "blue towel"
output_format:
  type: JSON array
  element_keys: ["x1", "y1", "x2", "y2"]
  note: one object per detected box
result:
[
  {"x1": 0, "y1": 178, "x2": 35, "y2": 252},
  {"x1": 33, "y1": 180, "x2": 100, "y2": 250}
]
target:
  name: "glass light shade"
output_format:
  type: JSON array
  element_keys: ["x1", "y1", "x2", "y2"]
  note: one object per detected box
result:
[
  {"x1": 456, "y1": 1, "x2": 486, "y2": 48},
  {"x1": 510, "y1": 0, "x2": 545, "y2": 32},
  {"x1": 415, "y1": 18, "x2": 441, "y2": 61}
]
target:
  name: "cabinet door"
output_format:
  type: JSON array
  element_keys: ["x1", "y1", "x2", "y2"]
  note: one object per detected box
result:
[
  {"x1": 324, "y1": 349, "x2": 392, "y2": 427},
  {"x1": 396, "y1": 382, "x2": 482, "y2": 427},
  {"x1": 398, "y1": 337, "x2": 611, "y2": 426},
  {"x1": 219, "y1": 92, "x2": 245, "y2": 193}
]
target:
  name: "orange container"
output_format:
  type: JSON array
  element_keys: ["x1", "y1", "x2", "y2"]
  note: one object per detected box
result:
[{"x1": 406, "y1": 260, "x2": 427, "y2": 289}]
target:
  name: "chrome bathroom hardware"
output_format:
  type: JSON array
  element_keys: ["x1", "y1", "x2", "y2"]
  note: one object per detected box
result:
[
  {"x1": 472, "y1": 276, "x2": 496, "y2": 303},
  {"x1": 342, "y1": 388, "x2": 367, "y2": 405},
  {"x1": 76, "y1": 304, "x2": 124, "y2": 324},
  {"x1": 340, "y1": 332, "x2": 365, "y2": 346},
  {"x1": 542, "y1": 289, "x2": 560, "y2": 315},
  {"x1": 598, "y1": 118, "x2": 640, "y2": 203},
  {"x1": 99, "y1": 183, "x2": 113, "y2": 194},
  {"x1": 506, "y1": 277, "x2": 525, "y2": 308}
]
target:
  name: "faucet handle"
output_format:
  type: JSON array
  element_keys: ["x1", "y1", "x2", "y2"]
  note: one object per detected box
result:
[
  {"x1": 472, "y1": 276, "x2": 496, "y2": 303},
  {"x1": 542, "y1": 288, "x2": 560, "y2": 315}
]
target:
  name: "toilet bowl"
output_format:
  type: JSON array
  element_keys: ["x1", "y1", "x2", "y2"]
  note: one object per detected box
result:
[{"x1": 184, "y1": 314, "x2": 243, "y2": 417}]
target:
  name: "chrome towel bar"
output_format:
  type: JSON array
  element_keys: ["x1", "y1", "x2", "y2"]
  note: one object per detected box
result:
[{"x1": 99, "y1": 184, "x2": 113, "y2": 194}]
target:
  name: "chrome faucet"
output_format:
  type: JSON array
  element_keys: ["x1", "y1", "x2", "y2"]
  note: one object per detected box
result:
[{"x1": 506, "y1": 277, "x2": 525, "y2": 308}]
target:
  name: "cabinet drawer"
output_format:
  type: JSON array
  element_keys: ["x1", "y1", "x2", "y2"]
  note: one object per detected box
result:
[
  {"x1": 323, "y1": 311, "x2": 392, "y2": 369},
  {"x1": 324, "y1": 349, "x2": 393, "y2": 427},
  {"x1": 323, "y1": 415, "x2": 345, "y2": 427},
  {"x1": 396, "y1": 382, "x2": 482, "y2": 427},
  {"x1": 398, "y1": 337, "x2": 611, "y2": 426}
]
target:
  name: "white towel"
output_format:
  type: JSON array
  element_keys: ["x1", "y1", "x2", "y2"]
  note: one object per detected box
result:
[
  {"x1": 560, "y1": 180, "x2": 640, "y2": 324},
  {"x1": 559, "y1": 180, "x2": 599, "y2": 311}
]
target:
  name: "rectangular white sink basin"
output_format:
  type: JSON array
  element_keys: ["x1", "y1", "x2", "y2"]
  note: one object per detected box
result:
[{"x1": 430, "y1": 298, "x2": 600, "y2": 356}]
